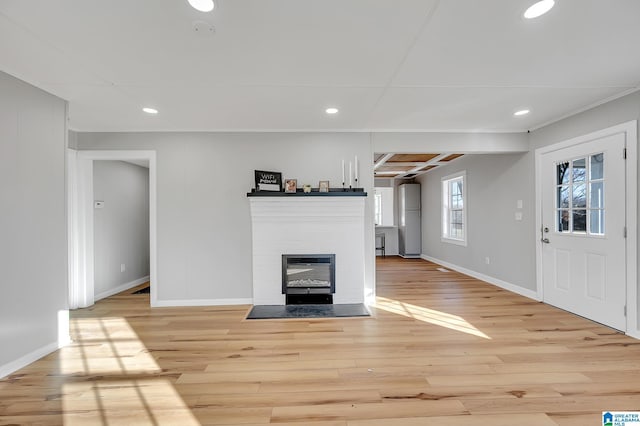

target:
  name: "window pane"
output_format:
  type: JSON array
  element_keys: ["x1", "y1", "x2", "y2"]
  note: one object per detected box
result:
[
  {"x1": 451, "y1": 194, "x2": 462, "y2": 209},
  {"x1": 554, "y1": 155, "x2": 604, "y2": 237},
  {"x1": 590, "y1": 153, "x2": 604, "y2": 180},
  {"x1": 557, "y1": 162, "x2": 570, "y2": 185},
  {"x1": 375, "y1": 187, "x2": 395, "y2": 227},
  {"x1": 442, "y1": 173, "x2": 466, "y2": 243},
  {"x1": 573, "y1": 209, "x2": 587, "y2": 232},
  {"x1": 590, "y1": 209, "x2": 605, "y2": 235},
  {"x1": 451, "y1": 180, "x2": 462, "y2": 197},
  {"x1": 451, "y1": 224, "x2": 463, "y2": 239},
  {"x1": 558, "y1": 185, "x2": 570, "y2": 208},
  {"x1": 573, "y1": 184, "x2": 586, "y2": 208},
  {"x1": 572, "y1": 158, "x2": 586, "y2": 182},
  {"x1": 590, "y1": 182, "x2": 604, "y2": 208},
  {"x1": 374, "y1": 193, "x2": 382, "y2": 225},
  {"x1": 558, "y1": 210, "x2": 570, "y2": 232},
  {"x1": 451, "y1": 210, "x2": 463, "y2": 225},
  {"x1": 450, "y1": 179, "x2": 463, "y2": 209}
]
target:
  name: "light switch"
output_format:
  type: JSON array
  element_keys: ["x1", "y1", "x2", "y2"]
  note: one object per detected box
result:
[
  {"x1": 515, "y1": 212, "x2": 523, "y2": 221},
  {"x1": 94, "y1": 201, "x2": 105, "y2": 209},
  {"x1": 517, "y1": 200, "x2": 523, "y2": 209}
]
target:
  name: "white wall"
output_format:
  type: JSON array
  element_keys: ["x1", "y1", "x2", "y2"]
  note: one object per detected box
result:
[
  {"x1": 0, "y1": 71, "x2": 68, "y2": 377},
  {"x1": 93, "y1": 161, "x2": 150, "y2": 300},
  {"x1": 76, "y1": 132, "x2": 375, "y2": 305},
  {"x1": 413, "y1": 90, "x2": 640, "y2": 309},
  {"x1": 417, "y1": 153, "x2": 536, "y2": 295},
  {"x1": 373, "y1": 132, "x2": 529, "y2": 153},
  {"x1": 530, "y1": 91, "x2": 640, "y2": 152}
]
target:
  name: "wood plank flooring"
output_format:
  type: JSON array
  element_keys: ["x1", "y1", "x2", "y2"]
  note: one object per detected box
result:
[{"x1": 2, "y1": 257, "x2": 640, "y2": 425}]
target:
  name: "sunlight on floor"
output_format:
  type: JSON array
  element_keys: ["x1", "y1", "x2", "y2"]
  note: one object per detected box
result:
[
  {"x1": 62, "y1": 317, "x2": 200, "y2": 425},
  {"x1": 375, "y1": 296, "x2": 491, "y2": 339},
  {"x1": 62, "y1": 379, "x2": 199, "y2": 425},
  {"x1": 63, "y1": 317, "x2": 161, "y2": 375},
  {"x1": 58, "y1": 309, "x2": 71, "y2": 348}
]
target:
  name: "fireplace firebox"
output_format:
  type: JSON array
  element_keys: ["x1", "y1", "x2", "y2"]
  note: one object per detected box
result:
[{"x1": 282, "y1": 254, "x2": 335, "y2": 304}]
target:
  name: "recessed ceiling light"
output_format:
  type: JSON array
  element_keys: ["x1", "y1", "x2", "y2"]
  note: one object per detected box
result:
[
  {"x1": 142, "y1": 107, "x2": 158, "y2": 114},
  {"x1": 325, "y1": 107, "x2": 339, "y2": 114},
  {"x1": 524, "y1": 0, "x2": 555, "y2": 19},
  {"x1": 514, "y1": 109, "x2": 530, "y2": 116},
  {"x1": 188, "y1": 0, "x2": 214, "y2": 13}
]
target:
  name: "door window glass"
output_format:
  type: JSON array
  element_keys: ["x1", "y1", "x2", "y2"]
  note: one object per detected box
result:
[{"x1": 555, "y1": 153, "x2": 604, "y2": 235}]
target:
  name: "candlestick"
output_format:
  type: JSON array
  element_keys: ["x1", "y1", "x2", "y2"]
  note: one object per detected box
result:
[
  {"x1": 342, "y1": 159, "x2": 345, "y2": 187},
  {"x1": 349, "y1": 161, "x2": 353, "y2": 188},
  {"x1": 355, "y1": 155, "x2": 358, "y2": 181}
]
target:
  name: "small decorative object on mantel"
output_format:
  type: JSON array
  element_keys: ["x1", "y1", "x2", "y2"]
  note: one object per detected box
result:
[
  {"x1": 285, "y1": 179, "x2": 297, "y2": 193},
  {"x1": 303, "y1": 184, "x2": 312, "y2": 193},
  {"x1": 255, "y1": 170, "x2": 282, "y2": 192},
  {"x1": 319, "y1": 181, "x2": 329, "y2": 192}
]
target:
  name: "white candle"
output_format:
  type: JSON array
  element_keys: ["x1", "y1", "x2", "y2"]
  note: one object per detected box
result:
[
  {"x1": 342, "y1": 159, "x2": 345, "y2": 184},
  {"x1": 355, "y1": 155, "x2": 358, "y2": 181},
  {"x1": 349, "y1": 161, "x2": 353, "y2": 187}
]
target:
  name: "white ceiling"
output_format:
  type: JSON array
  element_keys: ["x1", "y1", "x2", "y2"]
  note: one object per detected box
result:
[{"x1": 1, "y1": 0, "x2": 638, "y2": 132}]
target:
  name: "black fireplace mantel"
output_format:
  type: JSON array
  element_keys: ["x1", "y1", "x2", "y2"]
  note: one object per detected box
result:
[{"x1": 247, "y1": 188, "x2": 367, "y2": 197}]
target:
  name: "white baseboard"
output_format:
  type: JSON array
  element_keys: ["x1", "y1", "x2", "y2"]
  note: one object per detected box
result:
[
  {"x1": 152, "y1": 298, "x2": 253, "y2": 307},
  {"x1": 626, "y1": 328, "x2": 640, "y2": 340},
  {"x1": 0, "y1": 341, "x2": 58, "y2": 379},
  {"x1": 420, "y1": 254, "x2": 541, "y2": 302},
  {"x1": 95, "y1": 276, "x2": 150, "y2": 301}
]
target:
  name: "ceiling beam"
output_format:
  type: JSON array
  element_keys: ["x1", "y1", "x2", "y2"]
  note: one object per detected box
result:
[{"x1": 374, "y1": 153, "x2": 395, "y2": 170}]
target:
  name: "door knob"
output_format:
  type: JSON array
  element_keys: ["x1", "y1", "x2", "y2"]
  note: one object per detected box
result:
[{"x1": 541, "y1": 238, "x2": 550, "y2": 244}]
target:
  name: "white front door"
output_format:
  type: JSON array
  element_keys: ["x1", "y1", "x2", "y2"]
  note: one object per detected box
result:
[{"x1": 540, "y1": 133, "x2": 626, "y2": 331}]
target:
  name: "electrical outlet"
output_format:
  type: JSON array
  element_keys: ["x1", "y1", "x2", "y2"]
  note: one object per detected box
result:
[
  {"x1": 485, "y1": 257, "x2": 490, "y2": 265},
  {"x1": 120, "y1": 264, "x2": 126, "y2": 273}
]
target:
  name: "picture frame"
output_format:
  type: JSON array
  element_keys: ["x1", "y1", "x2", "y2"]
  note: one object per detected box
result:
[
  {"x1": 319, "y1": 180, "x2": 330, "y2": 192},
  {"x1": 285, "y1": 178, "x2": 297, "y2": 193},
  {"x1": 254, "y1": 170, "x2": 282, "y2": 192}
]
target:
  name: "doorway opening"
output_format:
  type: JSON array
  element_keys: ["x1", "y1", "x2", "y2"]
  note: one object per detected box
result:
[{"x1": 68, "y1": 150, "x2": 158, "y2": 309}]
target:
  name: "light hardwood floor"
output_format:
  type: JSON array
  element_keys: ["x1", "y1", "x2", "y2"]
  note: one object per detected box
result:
[{"x1": 2, "y1": 257, "x2": 640, "y2": 425}]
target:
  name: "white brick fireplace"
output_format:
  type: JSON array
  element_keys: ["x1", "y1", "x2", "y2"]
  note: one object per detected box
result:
[{"x1": 248, "y1": 196, "x2": 366, "y2": 305}]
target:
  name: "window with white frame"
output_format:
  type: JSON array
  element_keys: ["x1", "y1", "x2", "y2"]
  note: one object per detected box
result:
[
  {"x1": 442, "y1": 172, "x2": 466, "y2": 245},
  {"x1": 374, "y1": 187, "x2": 394, "y2": 226},
  {"x1": 374, "y1": 191, "x2": 382, "y2": 225}
]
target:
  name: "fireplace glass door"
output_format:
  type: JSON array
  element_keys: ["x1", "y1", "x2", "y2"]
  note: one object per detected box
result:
[{"x1": 282, "y1": 254, "x2": 335, "y2": 303}]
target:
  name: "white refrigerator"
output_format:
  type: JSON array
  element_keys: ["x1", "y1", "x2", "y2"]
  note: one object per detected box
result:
[{"x1": 398, "y1": 183, "x2": 421, "y2": 257}]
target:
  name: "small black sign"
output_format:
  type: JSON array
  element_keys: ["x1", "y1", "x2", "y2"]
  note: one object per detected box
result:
[{"x1": 255, "y1": 170, "x2": 282, "y2": 192}]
